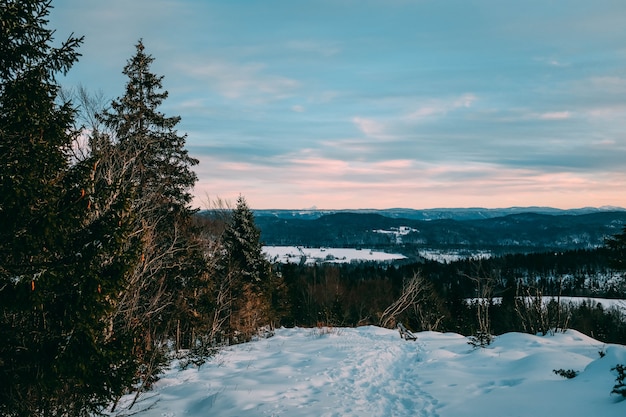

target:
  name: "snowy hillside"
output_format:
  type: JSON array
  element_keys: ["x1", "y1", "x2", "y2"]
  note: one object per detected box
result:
[
  {"x1": 108, "y1": 327, "x2": 626, "y2": 417},
  {"x1": 263, "y1": 245, "x2": 406, "y2": 264}
]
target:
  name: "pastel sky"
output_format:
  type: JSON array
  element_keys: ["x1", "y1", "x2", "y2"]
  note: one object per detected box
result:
[{"x1": 50, "y1": 0, "x2": 626, "y2": 210}]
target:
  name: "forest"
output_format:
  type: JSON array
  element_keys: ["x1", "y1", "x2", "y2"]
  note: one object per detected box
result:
[
  {"x1": 1, "y1": 2, "x2": 626, "y2": 416},
  {"x1": 254, "y1": 210, "x2": 626, "y2": 253},
  {"x1": 270, "y1": 247, "x2": 626, "y2": 343}
]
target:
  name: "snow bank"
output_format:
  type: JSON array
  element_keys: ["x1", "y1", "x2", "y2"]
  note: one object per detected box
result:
[{"x1": 108, "y1": 327, "x2": 626, "y2": 417}]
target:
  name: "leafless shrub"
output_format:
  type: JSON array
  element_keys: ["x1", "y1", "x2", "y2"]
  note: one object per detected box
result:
[{"x1": 380, "y1": 272, "x2": 428, "y2": 329}]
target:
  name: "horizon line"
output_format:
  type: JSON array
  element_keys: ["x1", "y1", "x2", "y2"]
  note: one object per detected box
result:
[{"x1": 199, "y1": 205, "x2": 626, "y2": 212}]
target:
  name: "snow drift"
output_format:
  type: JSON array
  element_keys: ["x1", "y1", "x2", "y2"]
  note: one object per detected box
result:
[{"x1": 108, "y1": 326, "x2": 626, "y2": 417}]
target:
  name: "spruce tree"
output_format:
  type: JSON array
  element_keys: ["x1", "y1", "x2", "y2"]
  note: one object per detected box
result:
[
  {"x1": 222, "y1": 196, "x2": 267, "y2": 283},
  {"x1": 606, "y1": 226, "x2": 626, "y2": 271},
  {"x1": 99, "y1": 40, "x2": 198, "y2": 212},
  {"x1": 0, "y1": 1, "x2": 136, "y2": 415},
  {"x1": 218, "y1": 196, "x2": 273, "y2": 341},
  {"x1": 98, "y1": 40, "x2": 200, "y2": 385}
]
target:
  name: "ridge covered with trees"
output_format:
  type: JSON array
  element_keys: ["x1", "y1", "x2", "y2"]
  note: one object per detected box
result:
[{"x1": 254, "y1": 210, "x2": 626, "y2": 253}]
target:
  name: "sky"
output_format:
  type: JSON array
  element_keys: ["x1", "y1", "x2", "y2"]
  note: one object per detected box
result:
[{"x1": 49, "y1": 0, "x2": 626, "y2": 210}]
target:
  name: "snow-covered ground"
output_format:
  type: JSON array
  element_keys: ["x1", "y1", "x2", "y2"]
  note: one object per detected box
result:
[
  {"x1": 373, "y1": 226, "x2": 419, "y2": 244},
  {"x1": 557, "y1": 296, "x2": 626, "y2": 311},
  {"x1": 109, "y1": 326, "x2": 626, "y2": 417},
  {"x1": 263, "y1": 246, "x2": 406, "y2": 264},
  {"x1": 418, "y1": 248, "x2": 492, "y2": 263},
  {"x1": 468, "y1": 297, "x2": 626, "y2": 314}
]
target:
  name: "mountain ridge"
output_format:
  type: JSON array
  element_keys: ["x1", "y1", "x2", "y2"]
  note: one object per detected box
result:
[
  {"x1": 253, "y1": 206, "x2": 626, "y2": 221},
  {"x1": 250, "y1": 208, "x2": 626, "y2": 254}
]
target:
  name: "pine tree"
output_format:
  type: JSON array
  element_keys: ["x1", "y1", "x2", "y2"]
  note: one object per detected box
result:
[
  {"x1": 0, "y1": 1, "x2": 136, "y2": 415},
  {"x1": 98, "y1": 40, "x2": 200, "y2": 387}
]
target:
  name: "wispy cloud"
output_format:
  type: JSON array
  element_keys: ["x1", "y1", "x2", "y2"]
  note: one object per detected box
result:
[
  {"x1": 586, "y1": 106, "x2": 626, "y2": 120},
  {"x1": 589, "y1": 76, "x2": 626, "y2": 93},
  {"x1": 407, "y1": 94, "x2": 477, "y2": 121},
  {"x1": 52, "y1": 0, "x2": 626, "y2": 209},
  {"x1": 177, "y1": 60, "x2": 299, "y2": 102},
  {"x1": 352, "y1": 117, "x2": 387, "y2": 138},
  {"x1": 286, "y1": 40, "x2": 341, "y2": 57},
  {"x1": 538, "y1": 111, "x2": 571, "y2": 120},
  {"x1": 535, "y1": 57, "x2": 570, "y2": 67},
  {"x1": 191, "y1": 151, "x2": 626, "y2": 210}
]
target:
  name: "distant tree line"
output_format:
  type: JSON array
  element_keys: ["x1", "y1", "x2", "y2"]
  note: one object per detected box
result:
[
  {"x1": 268, "y1": 247, "x2": 626, "y2": 344},
  {"x1": 255, "y1": 211, "x2": 626, "y2": 252}
]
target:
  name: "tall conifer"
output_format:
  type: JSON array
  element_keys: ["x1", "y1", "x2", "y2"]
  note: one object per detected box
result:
[
  {"x1": 0, "y1": 1, "x2": 136, "y2": 415},
  {"x1": 99, "y1": 40, "x2": 200, "y2": 385},
  {"x1": 606, "y1": 226, "x2": 626, "y2": 271},
  {"x1": 218, "y1": 196, "x2": 274, "y2": 341}
]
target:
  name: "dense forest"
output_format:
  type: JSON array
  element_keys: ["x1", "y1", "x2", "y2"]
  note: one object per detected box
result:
[
  {"x1": 1, "y1": 2, "x2": 626, "y2": 416},
  {"x1": 270, "y1": 247, "x2": 626, "y2": 343},
  {"x1": 254, "y1": 210, "x2": 626, "y2": 253}
]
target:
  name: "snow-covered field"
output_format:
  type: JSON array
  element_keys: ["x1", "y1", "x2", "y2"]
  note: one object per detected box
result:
[
  {"x1": 468, "y1": 297, "x2": 626, "y2": 314},
  {"x1": 558, "y1": 296, "x2": 626, "y2": 311},
  {"x1": 109, "y1": 326, "x2": 626, "y2": 417},
  {"x1": 263, "y1": 246, "x2": 406, "y2": 264},
  {"x1": 418, "y1": 248, "x2": 492, "y2": 263}
]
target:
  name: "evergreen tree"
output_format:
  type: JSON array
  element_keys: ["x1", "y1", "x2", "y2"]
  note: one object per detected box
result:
[
  {"x1": 0, "y1": 1, "x2": 136, "y2": 415},
  {"x1": 218, "y1": 196, "x2": 274, "y2": 341},
  {"x1": 98, "y1": 40, "x2": 200, "y2": 386},
  {"x1": 99, "y1": 40, "x2": 197, "y2": 213},
  {"x1": 606, "y1": 226, "x2": 626, "y2": 271},
  {"x1": 222, "y1": 196, "x2": 267, "y2": 283}
]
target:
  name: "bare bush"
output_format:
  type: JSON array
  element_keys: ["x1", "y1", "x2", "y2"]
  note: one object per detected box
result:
[{"x1": 380, "y1": 272, "x2": 428, "y2": 329}]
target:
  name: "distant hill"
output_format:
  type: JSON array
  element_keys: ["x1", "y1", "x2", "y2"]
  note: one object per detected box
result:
[
  {"x1": 254, "y1": 206, "x2": 626, "y2": 221},
  {"x1": 251, "y1": 208, "x2": 626, "y2": 253}
]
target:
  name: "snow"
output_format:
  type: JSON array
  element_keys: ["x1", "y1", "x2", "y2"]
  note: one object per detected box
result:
[
  {"x1": 468, "y1": 296, "x2": 626, "y2": 313},
  {"x1": 373, "y1": 226, "x2": 419, "y2": 244},
  {"x1": 557, "y1": 297, "x2": 626, "y2": 312},
  {"x1": 263, "y1": 246, "x2": 406, "y2": 264},
  {"x1": 108, "y1": 327, "x2": 626, "y2": 417},
  {"x1": 418, "y1": 249, "x2": 492, "y2": 263}
]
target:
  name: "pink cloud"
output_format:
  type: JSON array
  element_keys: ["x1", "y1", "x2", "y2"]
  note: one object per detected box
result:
[
  {"x1": 190, "y1": 155, "x2": 626, "y2": 210},
  {"x1": 373, "y1": 159, "x2": 414, "y2": 169}
]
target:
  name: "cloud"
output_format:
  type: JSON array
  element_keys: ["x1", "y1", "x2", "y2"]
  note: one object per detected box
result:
[
  {"x1": 586, "y1": 106, "x2": 626, "y2": 120},
  {"x1": 314, "y1": 91, "x2": 341, "y2": 103},
  {"x1": 589, "y1": 76, "x2": 626, "y2": 93},
  {"x1": 407, "y1": 106, "x2": 442, "y2": 120},
  {"x1": 352, "y1": 117, "x2": 388, "y2": 139},
  {"x1": 191, "y1": 151, "x2": 626, "y2": 210},
  {"x1": 535, "y1": 57, "x2": 570, "y2": 67},
  {"x1": 177, "y1": 60, "x2": 299, "y2": 102},
  {"x1": 548, "y1": 59, "x2": 568, "y2": 67},
  {"x1": 453, "y1": 94, "x2": 477, "y2": 108},
  {"x1": 286, "y1": 40, "x2": 341, "y2": 57},
  {"x1": 52, "y1": 0, "x2": 626, "y2": 211},
  {"x1": 538, "y1": 111, "x2": 571, "y2": 120},
  {"x1": 373, "y1": 159, "x2": 414, "y2": 170},
  {"x1": 407, "y1": 94, "x2": 477, "y2": 121}
]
